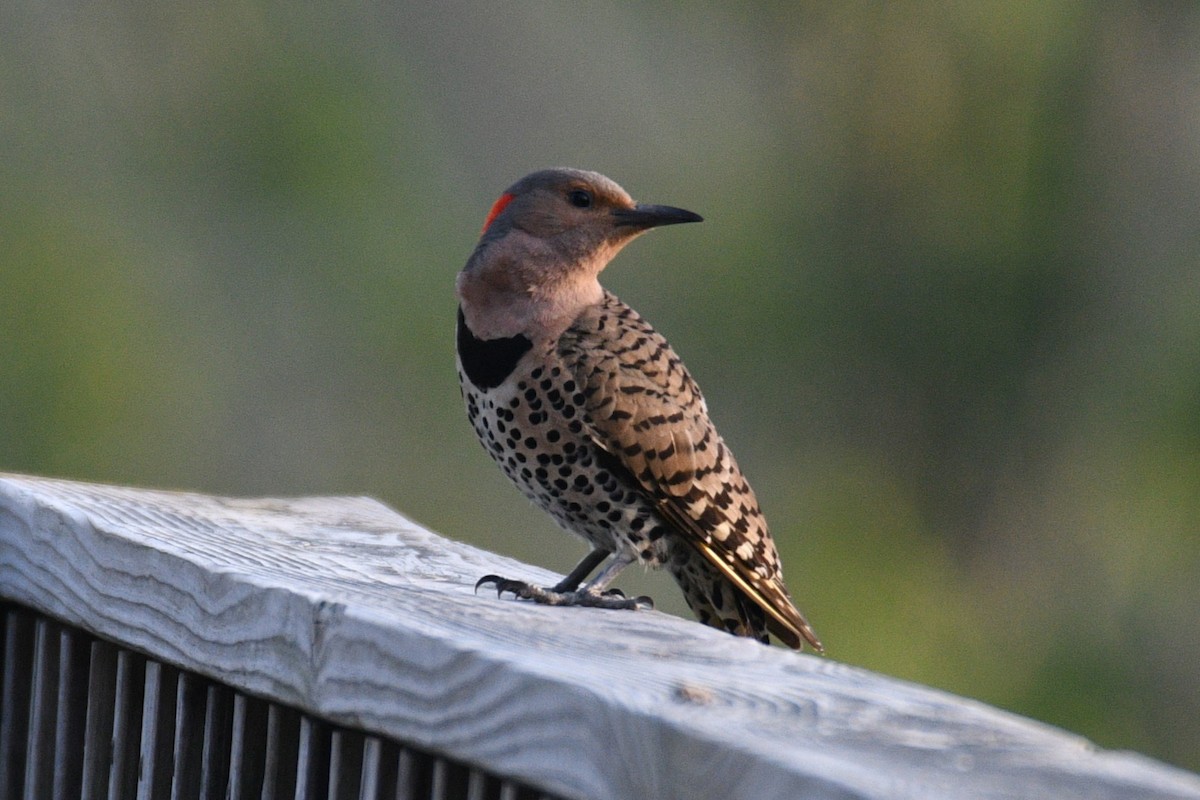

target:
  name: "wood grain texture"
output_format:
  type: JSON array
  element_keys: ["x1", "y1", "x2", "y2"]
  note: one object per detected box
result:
[{"x1": 1, "y1": 472, "x2": 1197, "y2": 800}]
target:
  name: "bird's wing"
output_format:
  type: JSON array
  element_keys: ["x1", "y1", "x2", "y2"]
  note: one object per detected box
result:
[{"x1": 558, "y1": 295, "x2": 821, "y2": 650}]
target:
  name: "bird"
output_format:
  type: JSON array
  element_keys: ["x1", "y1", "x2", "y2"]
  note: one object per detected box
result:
[{"x1": 456, "y1": 167, "x2": 822, "y2": 651}]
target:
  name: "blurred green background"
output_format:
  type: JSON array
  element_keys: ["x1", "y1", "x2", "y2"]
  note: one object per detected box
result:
[{"x1": 3, "y1": 1, "x2": 1198, "y2": 772}]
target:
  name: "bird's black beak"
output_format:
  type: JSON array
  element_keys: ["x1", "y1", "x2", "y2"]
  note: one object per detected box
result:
[{"x1": 612, "y1": 203, "x2": 703, "y2": 229}]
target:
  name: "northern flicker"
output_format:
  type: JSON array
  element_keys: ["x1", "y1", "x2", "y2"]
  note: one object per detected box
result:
[{"x1": 456, "y1": 168, "x2": 822, "y2": 651}]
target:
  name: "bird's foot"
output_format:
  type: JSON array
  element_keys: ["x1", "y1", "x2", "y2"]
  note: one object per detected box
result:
[{"x1": 475, "y1": 575, "x2": 653, "y2": 611}]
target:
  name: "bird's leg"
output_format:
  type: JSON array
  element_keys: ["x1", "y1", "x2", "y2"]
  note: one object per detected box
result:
[
  {"x1": 475, "y1": 551, "x2": 653, "y2": 611},
  {"x1": 550, "y1": 548, "x2": 610, "y2": 592},
  {"x1": 580, "y1": 551, "x2": 636, "y2": 595}
]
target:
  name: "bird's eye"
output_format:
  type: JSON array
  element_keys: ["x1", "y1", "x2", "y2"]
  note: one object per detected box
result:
[{"x1": 568, "y1": 189, "x2": 593, "y2": 209}]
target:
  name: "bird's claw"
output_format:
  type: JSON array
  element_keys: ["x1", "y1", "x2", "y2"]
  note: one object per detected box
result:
[
  {"x1": 475, "y1": 574, "x2": 530, "y2": 598},
  {"x1": 474, "y1": 574, "x2": 654, "y2": 611},
  {"x1": 611, "y1": 594, "x2": 654, "y2": 611},
  {"x1": 597, "y1": 588, "x2": 654, "y2": 609}
]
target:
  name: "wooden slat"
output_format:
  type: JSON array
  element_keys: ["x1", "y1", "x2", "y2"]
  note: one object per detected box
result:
[
  {"x1": 430, "y1": 758, "x2": 471, "y2": 800},
  {"x1": 464, "y1": 768, "x2": 490, "y2": 800},
  {"x1": 228, "y1": 692, "x2": 271, "y2": 799},
  {"x1": 136, "y1": 660, "x2": 164, "y2": 800},
  {"x1": 170, "y1": 672, "x2": 208, "y2": 800},
  {"x1": 138, "y1": 661, "x2": 179, "y2": 799},
  {"x1": 228, "y1": 692, "x2": 251, "y2": 799},
  {"x1": 1, "y1": 473, "x2": 1198, "y2": 800},
  {"x1": 108, "y1": 649, "x2": 145, "y2": 799},
  {"x1": 262, "y1": 703, "x2": 285, "y2": 799},
  {"x1": 296, "y1": 714, "x2": 335, "y2": 800},
  {"x1": 198, "y1": 683, "x2": 233, "y2": 800},
  {"x1": 428, "y1": 760, "x2": 447, "y2": 800},
  {"x1": 0, "y1": 608, "x2": 34, "y2": 800},
  {"x1": 361, "y1": 737, "x2": 403, "y2": 800},
  {"x1": 262, "y1": 702, "x2": 301, "y2": 800},
  {"x1": 22, "y1": 616, "x2": 59, "y2": 800},
  {"x1": 340, "y1": 732, "x2": 365, "y2": 800},
  {"x1": 80, "y1": 639, "x2": 118, "y2": 800},
  {"x1": 359, "y1": 737, "x2": 384, "y2": 800},
  {"x1": 393, "y1": 745, "x2": 418, "y2": 800},
  {"x1": 53, "y1": 626, "x2": 91, "y2": 800},
  {"x1": 327, "y1": 729, "x2": 365, "y2": 800}
]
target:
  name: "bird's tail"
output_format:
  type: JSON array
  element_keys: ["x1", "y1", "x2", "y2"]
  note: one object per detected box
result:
[{"x1": 669, "y1": 549, "x2": 821, "y2": 650}]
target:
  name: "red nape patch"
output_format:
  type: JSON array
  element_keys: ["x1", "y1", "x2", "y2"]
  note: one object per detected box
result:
[{"x1": 481, "y1": 192, "x2": 515, "y2": 234}]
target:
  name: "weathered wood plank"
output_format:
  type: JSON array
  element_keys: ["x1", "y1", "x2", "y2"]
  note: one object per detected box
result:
[{"x1": 1, "y1": 472, "x2": 1198, "y2": 800}]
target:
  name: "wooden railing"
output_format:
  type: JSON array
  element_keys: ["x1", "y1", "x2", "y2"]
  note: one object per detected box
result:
[{"x1": 1, "y1": 473, "x2": 1198, "y2": 800}]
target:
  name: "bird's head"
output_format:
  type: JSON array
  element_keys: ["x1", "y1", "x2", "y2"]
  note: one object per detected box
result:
[{"x1": 457, "y1": 168, "x2": 701, "y2": 340}]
